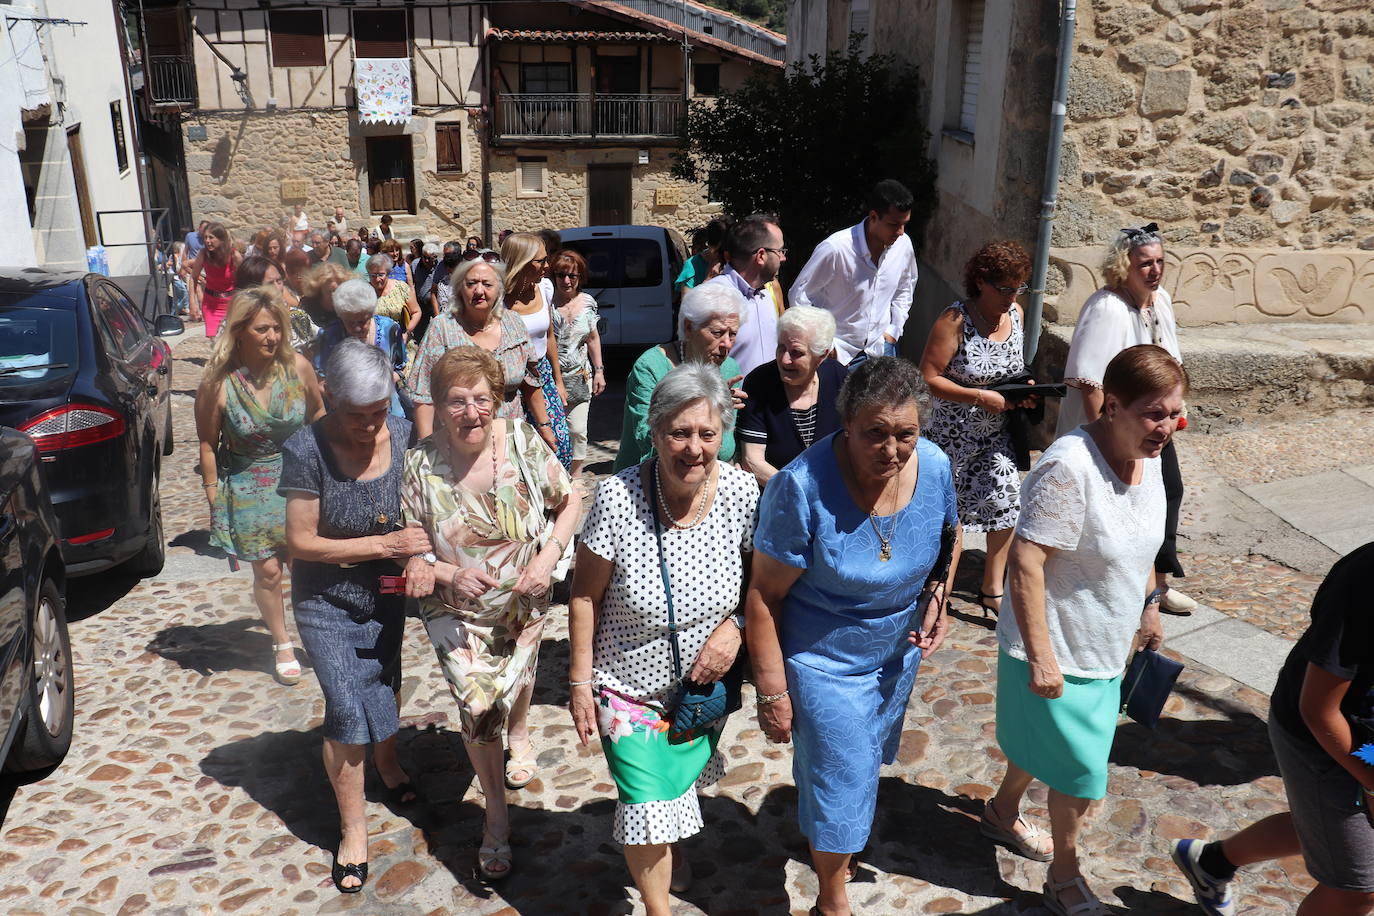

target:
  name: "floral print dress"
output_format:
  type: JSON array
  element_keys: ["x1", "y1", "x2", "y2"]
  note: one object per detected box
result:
[
  {"x1": 210, "y1": 367, "x2": 306, "y2": 562},
  {"x1": 400, "y1": 419, "x2": 572, "y2": 743},
  {"x1": 924, "y1": 302, "x2": 1026, "y2": 533}
]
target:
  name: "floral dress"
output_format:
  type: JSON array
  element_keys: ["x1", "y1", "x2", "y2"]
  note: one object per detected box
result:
[
  {"x1": 210, "y1": 366, "x2": 306, "y2": 562},
  {"x1": 400, "y1": 419, "x2": 573, "y2": 743},
  {"x1": 552, "y1": 293, "x2": 599, "y2": 409},
  {"x1": 924, "y1": 302, "x2": 1026, "y2": 533},
  {"x1": 404, "y1": 311, "x2": 540, "y2": 419},
  {"x1": 375, "y1": 280, "x2": 413, "y2": 329}
]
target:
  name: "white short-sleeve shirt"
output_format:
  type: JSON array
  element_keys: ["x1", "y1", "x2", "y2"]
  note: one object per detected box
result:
[
  {"x1": 996, "y1": 428, "x2": 1165, "y2": 678},
  {"x1": 580, "y1": 462, "x2": 758, "y2": 703}
]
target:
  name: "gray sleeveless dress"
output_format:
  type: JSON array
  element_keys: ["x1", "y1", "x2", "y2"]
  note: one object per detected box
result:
[{"x1": 278, "y1": 415, "x2": 412, "y2": 744}]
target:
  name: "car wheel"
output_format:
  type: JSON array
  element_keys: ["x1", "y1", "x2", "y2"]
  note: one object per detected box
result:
[
  {"x1": 125, "y1": 464, "x2": 165, "y2": 577},
  {"x1": 4, "y1": 579, "x2": 74, "y2": 773}
]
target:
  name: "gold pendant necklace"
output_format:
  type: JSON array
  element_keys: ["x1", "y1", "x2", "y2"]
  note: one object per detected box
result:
[{"x1": 867, "y1": 510, "x2": 895, "y2": 561}]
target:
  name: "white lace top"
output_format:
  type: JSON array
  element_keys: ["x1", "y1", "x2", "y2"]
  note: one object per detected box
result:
[{"x1": 997, "y1": 428, "x2": 1165, "y2": 678}]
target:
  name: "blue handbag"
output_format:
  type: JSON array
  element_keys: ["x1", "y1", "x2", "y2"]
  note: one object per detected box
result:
[
  {"x1": 649, "y1": 461, "x2": 742, "y2": 745},
  {"x1": 1120, "y1": 647, "x2": 1183, "y2": 728}
]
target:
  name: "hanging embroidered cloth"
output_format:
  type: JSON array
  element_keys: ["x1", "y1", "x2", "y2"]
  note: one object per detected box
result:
[{"x1": 355, "y1": 58, "x2": 412, "y2": 124}]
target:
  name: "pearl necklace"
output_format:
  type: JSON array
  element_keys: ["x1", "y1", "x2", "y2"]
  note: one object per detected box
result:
[{"x1": 655, "y1": 458, "x2": 714, "y2": 529}]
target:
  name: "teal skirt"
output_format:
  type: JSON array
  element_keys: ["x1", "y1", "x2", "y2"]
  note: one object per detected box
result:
[{"x1": 996, "y1": 650, "x2": 1122, "y2": 800}]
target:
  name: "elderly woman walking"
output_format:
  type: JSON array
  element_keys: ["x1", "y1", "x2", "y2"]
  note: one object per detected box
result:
[
  {"x1": 401, "y1": 347, "x2": 578, "y2": 881},
  {"x1": 314, "y1": 279, "x2": 407, "y2": 419},
  {"x1": 1058, "y1": 225, "x2": 1193, "y2": 614},
  {"x1": 745, "y1": 357, "x2": 958, "y2": 916},
  {"x1": 920, "y1": 240, "x2": 1036, "y2": 617},
  {"x1": 550, "y1": 247, "x2": 605, "y2": 484},
  {"x1": 404, "y1": 256, "x2": 554, "y2": 443},
  {"x1": 985, "y1": 345, "x2": 1183, "y2": 916},
  {"x1": 194, "y1": 287, "x2": 323, "y2": 685},
  {"x1": 570, "y1": 363, "x2": 759, "y2": 916},
  {"x1": 280, "y1": 341, "x2": 430, "y2": 894},
  {"x1": 737, "y1": 304, "x2": 847, "y2": 487},
  {"x1": 613, "y1": 282, "x2": 748, "y2": 471},
  {"x1": 365, "y1": 251, "x2": 421, "y2": 339}
]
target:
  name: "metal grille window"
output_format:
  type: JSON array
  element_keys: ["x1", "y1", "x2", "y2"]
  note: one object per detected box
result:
[
  {"x1": 353, "y1": 10, "x2": 408, "y2": 59},
  {"x1": 958, "y1": 0, "x2": 984, "y2": 134},
  {"x1": 435, "y1": 123, "x2": 462, "y2": 174},
  {"x1": 519, "y1": 158, "x2": 546, "y2": 195},
  {"x1": 270, "y1": 10, "x2": 326, "y2": 67}
]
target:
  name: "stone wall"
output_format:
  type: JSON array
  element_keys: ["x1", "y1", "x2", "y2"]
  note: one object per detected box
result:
[
  {"x1": 1051, "y1": 0, "x2": 1374, "y2": 322},
  {"x1": 488, "y1": 147, "x2": 721, "y2": 236},
  {"x1": 183, "y1": 108, "x2": 486, "y2": 241},
  {"x1": 183, "y1": 110, "x2": 717, "y2": 243}
]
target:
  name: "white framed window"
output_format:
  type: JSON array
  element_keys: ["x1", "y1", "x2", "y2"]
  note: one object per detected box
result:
[
  {"x1": 958, "y1": 0, "x2": 985, "y2": 135},
  {"x1": 518, "y1": 157, "x2": 546, "y2": 196}
]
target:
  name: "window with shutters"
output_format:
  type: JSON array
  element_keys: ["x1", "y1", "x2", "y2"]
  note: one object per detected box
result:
[
  {"x1": 353, "y1": 10, "x2": 408, "y2": 59},
  {"x1": 435, "y1": 123, "x2": 463, "y2": 174},
  {"x1": 518, "y1": 157, "x2": 546, "y2": 197},
  {"x1": 958, "y1": 0, "x2": 984, "y2": 135},
  {"x1": 270, "y1": 10, "x2": 326, "y2": 67}
]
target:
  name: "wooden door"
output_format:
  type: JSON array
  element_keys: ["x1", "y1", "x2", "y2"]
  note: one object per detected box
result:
[
  {"x1": 587, "y1": 165, "x2": 632, "y2": 226},
  {"x1": 365, "y1": 136, "x2": 415, "y2": 214},
  {"x1": 66, "y1": 127, "x2": 97, "y2": 247}
]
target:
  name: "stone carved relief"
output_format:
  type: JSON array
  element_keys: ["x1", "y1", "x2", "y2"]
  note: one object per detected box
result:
[{"x1": 1048, "y1": 247, "x2": 1373, "y2": 325}]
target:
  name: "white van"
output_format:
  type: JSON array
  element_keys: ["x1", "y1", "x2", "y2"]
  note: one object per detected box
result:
[{"x1": 558, "y1": 225, "x2": 686, "y2": 347}]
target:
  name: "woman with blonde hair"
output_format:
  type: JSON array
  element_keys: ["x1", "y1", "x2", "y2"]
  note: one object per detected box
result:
[
  {"x1": 402, "y1": 345, "x2": 578, "y2": 880},
  {"x1": 184, "y1": 222, "x2": 240, "y2": 337},
  {"x1": 299, "y1": 260, "x2": 353, "y2": 329},
  {"x1": 195, "y1": 286, "x2": 324, "y2": 685},
  {"x1": 1058, "y1": 225, "x2": 1192, "y2": 614},
  {"x1": 501, "y1": 232, "x2": 572, "y2": 470}
]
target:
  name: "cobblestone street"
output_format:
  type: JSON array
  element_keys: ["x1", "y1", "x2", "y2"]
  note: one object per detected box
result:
[{"x1": 0, "y1": 332, "x2": 1357, "y2": 915}]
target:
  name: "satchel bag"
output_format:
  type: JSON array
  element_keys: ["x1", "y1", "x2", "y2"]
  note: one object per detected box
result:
[
  {"x1": 649, "y1": 461, "x2": 743, "y2": 744},
  {"x1": 1120, "y1": 647, "x2": 1184, "y2": 728}
]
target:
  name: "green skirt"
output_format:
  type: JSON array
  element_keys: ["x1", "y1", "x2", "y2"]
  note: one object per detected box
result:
[
  {"x1": 995, "y1": 650, "x2": 1122, "y2": 800},
  {"x1": 596, "y1": 688, "x2": 723, "y2": 845}
]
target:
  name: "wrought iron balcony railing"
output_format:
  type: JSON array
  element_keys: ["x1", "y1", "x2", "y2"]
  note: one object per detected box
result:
[
  {"x1": 496, "y1": 93, "x2": 683, "y2": 139},
  {"x1": 146, "y1": 55, "x2": 197, "y2": 105}
]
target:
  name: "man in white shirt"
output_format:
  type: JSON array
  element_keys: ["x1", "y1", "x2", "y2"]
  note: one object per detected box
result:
[
  {"x1": 702, "y1": 214, "x2": 787, "y2": 375},
  {"x1": 333, "y1": 206, "x2": 347, "y2": 236},
  {"x1": 790, "y1": 179, "x2": 918, "y2": 365}
]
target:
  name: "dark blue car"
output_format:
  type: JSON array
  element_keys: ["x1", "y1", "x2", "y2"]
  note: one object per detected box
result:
[
  {"x1": 0, "y1": 426, "x2": 72, "y2": 772},
  {"x1": 0, "y1": 270, "x2": 182, "y2": 576}
]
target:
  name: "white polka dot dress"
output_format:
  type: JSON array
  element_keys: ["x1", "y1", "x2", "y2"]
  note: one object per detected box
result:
[{"x1": 580, "y1": 460, "x2": 758, "y2": 845}]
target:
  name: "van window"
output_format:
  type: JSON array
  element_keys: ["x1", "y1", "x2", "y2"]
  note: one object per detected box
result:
[{"x1": 563, "y1": 238, "x2": 663, "y2": 290}]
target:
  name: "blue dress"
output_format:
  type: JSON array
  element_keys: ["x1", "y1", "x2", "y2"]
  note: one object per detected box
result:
[{"x1": 755, "y1": 435, "x2": 958, "y2": 854}]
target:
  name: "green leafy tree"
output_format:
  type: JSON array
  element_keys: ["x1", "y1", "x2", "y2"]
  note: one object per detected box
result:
[{"x1": 673, "y1": 40, "x2": 936, "y2": 284}]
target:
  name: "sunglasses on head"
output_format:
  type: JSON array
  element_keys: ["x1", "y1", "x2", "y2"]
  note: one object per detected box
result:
[
  {"x1": 1120, "y1": 222, "x2": 1160, "y2": 241},
  {"x1": 462, "y1": 250, "x2": 501, "y2": 263}
]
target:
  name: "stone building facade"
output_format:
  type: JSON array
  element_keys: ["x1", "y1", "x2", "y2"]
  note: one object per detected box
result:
[
  {"x1": 787, "y1": 0, "x2": 1374, "y2": 336},
  {"x1": 137, "y1": 0, "x2": 782, "y2": 243}
]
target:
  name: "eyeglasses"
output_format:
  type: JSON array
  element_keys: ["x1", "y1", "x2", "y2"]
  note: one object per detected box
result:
[
  {"x1": 992, "y1": 284, "x2": 1030, "y2": 295},
  {"x1": 461, "y1": 250, "x2": 501, "y2": 263},
  {"x1": 554, "y1": 271, "x2": 580, "y2": 280},
  {"x1": 531, "y1": 256, "x2": 549, "y2": 266},
  {"x1": 443, "y1": 395, "x2": 494, "y2": 414},
  {"x1": 367, "y1": 272, "x2": 388, "y2": 280},
  {"x1": 759, "y1": 246, "x2": 788, "y2": 257}
]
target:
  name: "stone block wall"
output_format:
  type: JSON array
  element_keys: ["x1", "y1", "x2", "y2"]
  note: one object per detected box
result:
[
  {"x1": 182, "y1": 108, "x2": 485, "y2": 242},
  {"x1": 487, "y1": 147, "x2": 720, "y2": 236},
  {"x1": 182, "y1": 110, "x2": 717, "y2": 244},
  {"x1": 1050, "y1": 0, "x2": 1374, "y2": 323}
]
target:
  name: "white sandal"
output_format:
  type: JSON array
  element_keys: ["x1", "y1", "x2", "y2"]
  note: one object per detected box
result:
[
  {"x1": 980, "y1": 800, "x2": 1054, "y2": 861},
  {"x1": 478, "y1": 829, "x2": 512, "y2": 881},
  {"x1": 272, "y1": 642, "x2": 302, "y2": 686},
  {"x1": 1043, "y1": 873, "x2": 1109, "y2": 916}
]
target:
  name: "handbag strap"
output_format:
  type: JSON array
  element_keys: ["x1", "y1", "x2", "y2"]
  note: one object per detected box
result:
[{"x1": 648, "y1": 460, "x2": 684, "y2": 683}]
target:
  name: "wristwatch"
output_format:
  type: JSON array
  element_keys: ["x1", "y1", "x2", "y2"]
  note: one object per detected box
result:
[
  {"x1": 419, "y1": 551, "x2": 437, "y2": 564},
  {"x1": 731, "y1": 612, "x2": 746, "y2": 631}
]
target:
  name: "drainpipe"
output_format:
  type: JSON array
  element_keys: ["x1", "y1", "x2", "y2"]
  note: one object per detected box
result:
[
  {"x1": 1024, "y1": 0, "x2": 1076, "y2": 364},
  {"x1": 479, "y1": 3, "x2": 492, "y2": 243}
]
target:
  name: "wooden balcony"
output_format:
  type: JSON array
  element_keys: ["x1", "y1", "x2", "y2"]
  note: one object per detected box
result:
[{"x1": 494, "y1": 93, "x2": 684, "y2": 142}]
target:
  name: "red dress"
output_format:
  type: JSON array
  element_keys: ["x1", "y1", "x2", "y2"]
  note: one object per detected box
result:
[{"x1": 201, "y1": 258, "x2": 235, "y2": 337}]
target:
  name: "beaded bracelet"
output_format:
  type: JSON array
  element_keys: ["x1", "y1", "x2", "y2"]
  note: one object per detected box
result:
[
  {"x1": 755, "y1": 690, "x2": 789, "y2": 706},
  {"x1": 569, "y1": 679, "x2": 593, "y2": 688}
]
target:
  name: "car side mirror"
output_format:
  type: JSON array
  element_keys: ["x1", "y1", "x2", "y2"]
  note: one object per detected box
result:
[{"x1": 154, "y1": 314, "x2": 185, "y2": 337}]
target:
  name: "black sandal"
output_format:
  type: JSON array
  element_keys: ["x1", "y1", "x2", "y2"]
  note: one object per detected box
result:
[
  {"x1": 978, "y1": 591, "x2": 1003, "y2": 618},
  {"x1": 382, "y1": 780, "x2": 420, "y2": 807},
  {"x1": 331, "y1": 855, "x2": 368, "y2": 894}
]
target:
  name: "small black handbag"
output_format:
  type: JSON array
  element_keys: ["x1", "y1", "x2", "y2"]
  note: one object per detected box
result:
[
  {"x1": 1120, "y1": 647, "x2": 1184, "y2": 728},
  {"x1": 649, "y1": 462, "x2": 743, "y2": 744}
]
